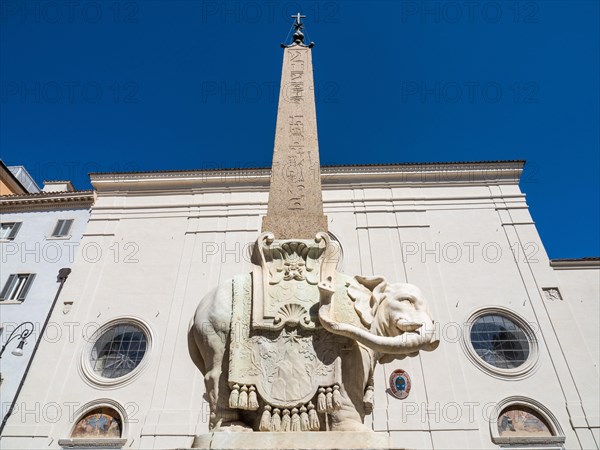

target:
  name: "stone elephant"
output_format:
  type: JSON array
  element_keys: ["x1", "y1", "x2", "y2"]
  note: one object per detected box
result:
[{"x1": 188, "y1": 270, "x2": 439, "y2": 432}]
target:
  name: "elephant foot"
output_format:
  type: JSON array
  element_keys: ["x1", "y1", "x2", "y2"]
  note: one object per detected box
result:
[
  {"x1": 210, "y1": 409, "x2": 248, "y2": 431},
  {"x1": 213, "y1": 422, "x2": 254, "y2": 432},
  {"x1": 330, "y1": 419, "x2": 372, "y2": 432}
]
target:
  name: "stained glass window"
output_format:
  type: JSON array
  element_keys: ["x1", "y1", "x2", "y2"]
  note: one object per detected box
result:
[
  {"x1": 470, "y1": 314, "x2": 530, "y2": 369},
  {"x1": 90, "y1": 324, "x2": 147, "y2": 379}
]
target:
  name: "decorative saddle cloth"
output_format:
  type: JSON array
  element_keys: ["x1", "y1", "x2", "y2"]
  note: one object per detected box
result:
[{"x1": 228, "y1": 273, "x2": 343, "y2": 410}]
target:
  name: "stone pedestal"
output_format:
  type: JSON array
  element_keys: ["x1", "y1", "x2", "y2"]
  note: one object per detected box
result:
[{"x1": 191, "y1": 431, "x2": 399, "y2": 449}]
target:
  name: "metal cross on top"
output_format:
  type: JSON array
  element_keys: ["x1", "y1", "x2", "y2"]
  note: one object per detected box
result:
[
  {"x1": 281, "y1": 12, "x2": 313, "y2": 50},
  {"x1": 292, "y1": 12, "x2": 306, "y2": 28}
]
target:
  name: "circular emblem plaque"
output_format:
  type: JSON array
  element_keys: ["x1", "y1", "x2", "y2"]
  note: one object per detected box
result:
[{"x1": 389, "y1": 369, "x2": 411, "y2": 399}]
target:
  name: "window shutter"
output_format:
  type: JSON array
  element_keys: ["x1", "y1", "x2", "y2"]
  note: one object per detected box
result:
[
  {"x1": 0, "y1": 275, "x2": 17, "y2": 300},
  {"x1": 52, "y1": 220, "x2": 63, "y2": 237},
  {"x1": 8, "y1": 222, "x2": 22, "y2": 240},
  {"x1": 17, "y1": 274, "x2": 36, "y2": 301}
]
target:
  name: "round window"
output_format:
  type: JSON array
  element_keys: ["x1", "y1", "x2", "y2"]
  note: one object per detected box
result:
[
  {"x1": 470, "y1": 314, "x2": 530, "y2": 369},
  {"x1": 90, "y1": 323, "x2": 148, "y2": 379}
]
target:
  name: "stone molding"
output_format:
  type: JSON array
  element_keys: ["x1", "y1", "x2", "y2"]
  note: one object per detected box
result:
[
  {"x1": 90, "y1": 161, "x2": 525, "y2": 193},
  {"x1": 0, "y1": 190, "x2": 94, "y2": 212},
  {"x1": 57, "y1": 438, "x2": 127, "y2": 448},
  {"x1": 550, "y1": 258, "x2": 600, "y2": 270},
  {"x1": 191, "y1": 431, "x2": 395, "y2": 449}
]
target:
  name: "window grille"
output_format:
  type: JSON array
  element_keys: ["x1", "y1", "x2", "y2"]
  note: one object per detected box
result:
[
  {"x1": 470, "y1": 314, "x2": 530, "y2": 369},
  {"x1": 89, "y1": 324, "x2": 148, "y2": 379}
]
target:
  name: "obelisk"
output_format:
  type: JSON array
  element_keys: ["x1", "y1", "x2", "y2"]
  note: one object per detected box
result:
[{"x1": 261, "y1": 14, "x2": 328, "y2": 239}]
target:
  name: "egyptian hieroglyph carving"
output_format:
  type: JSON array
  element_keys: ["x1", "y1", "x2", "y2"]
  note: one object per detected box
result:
[{"x1": 189, "y1": 232, "x2": 439, "y2": 432}]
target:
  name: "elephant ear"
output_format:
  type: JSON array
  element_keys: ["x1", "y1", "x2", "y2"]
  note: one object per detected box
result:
[{"x1": 347, "y1": 276, "x2": 388, "y2": 327}]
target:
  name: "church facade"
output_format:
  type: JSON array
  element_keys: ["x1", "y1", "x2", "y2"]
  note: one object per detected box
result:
[
  {"x1": 1, "y1": 20, "x2": 598, "y2": 450},
  {"x1": 1, "y1": 161, "x2": 597, "y2": 449}
]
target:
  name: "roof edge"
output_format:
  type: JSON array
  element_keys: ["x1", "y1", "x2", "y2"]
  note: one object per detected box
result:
[
  {"x1": 89, "y1": 160, "x2": 526, "y2": 178},
  {"x1": 0, "y1": 160, "x2": 29, "y2": 195},
  {"x1": 0, "y1": 190, "x2": 95, "y2": 211},
  {"x1": 89, "y1": 160, "x2": 526, "y2": 191},
  {"x1": 550, "y1": 257, "x2": 600, "y2": 269}
]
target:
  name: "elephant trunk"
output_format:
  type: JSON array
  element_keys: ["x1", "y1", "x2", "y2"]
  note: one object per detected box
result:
[{"x1": 318, "y1": 304, "x2": 439, "y2": 355}]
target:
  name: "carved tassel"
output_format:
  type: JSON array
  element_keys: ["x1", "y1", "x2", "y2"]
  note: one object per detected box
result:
[
  {"x1": 248, "y1": 385, "x2": 259, "y2": 410},
  {"x1": 270, "y1": 408, "x2": 281, "y2": 432},
  {"x1": 363, "y1": 386, "x2": 374, "y2": 413},
  {"x1": 281, "y1": 409, "x2": 291, "y2": 432},
  {"x1": 238, "y1": 385, "x2": 249, "y2": 409},
  {"x1": 317, "y1": 387, "x2": 327, "y2": 412},
  {"x1": 300, "y1": 405, "x2": 310, "y2": 431},
  {"x1": 290, "y1": 408, "x2": 301, "y2": 432},
  {"x1": 332, "y1": 384, "x2": 342, "y2": 410},
  {"x1": 308, "y1": 402, "x2": 320, "y2": 430},
  {"x1": 229, "y1": 384, "x2": 240, "y2": 409},
  {"x1": 326, "y1": 387, "x2": 333, "y2": 412},
  {"x1": 259, "y1": 405, "x2": 272, "y2": 431}
]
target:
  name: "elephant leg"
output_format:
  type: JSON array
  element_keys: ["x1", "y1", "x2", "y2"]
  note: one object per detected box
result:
[
  {"x1": 208, "y1": 371, "x2": 245, "y2": 429},
  {"x1": 194, "y1": 324, "x2": 248, "y2": 430},
  {"x1": 329, "y1": 387, "x2": 372, "y2": 432},
  {"x1": 328, "y1": 342, "x2": 373, "y2": 432},
  {"x1": 192, "y1": 280, "x2": 252, "y2": 430}
]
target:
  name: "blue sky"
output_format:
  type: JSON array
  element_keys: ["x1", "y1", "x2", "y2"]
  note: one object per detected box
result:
[{"x1": 1, "y1": 1, "x2": 598, "y2": 259}]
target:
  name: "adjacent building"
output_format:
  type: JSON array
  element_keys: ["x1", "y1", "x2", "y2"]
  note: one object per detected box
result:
[
  {"x1": 0, "y1": 165, "x2": 93, "y2": 427},
  {"x1": 0, "y1": 162, "x2": 38, "y2": 196}
]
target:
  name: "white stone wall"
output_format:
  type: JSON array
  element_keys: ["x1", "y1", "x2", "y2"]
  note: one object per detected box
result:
[
  {"x1": 550, "y1": 265, "x2": 600, "y2": 447},
  {"x1": 1, "y1": 165, "x2": 597, "y2": 449}
]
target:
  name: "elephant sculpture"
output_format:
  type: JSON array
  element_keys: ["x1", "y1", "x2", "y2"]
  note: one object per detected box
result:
[{"x1": 189, "y1": 233, "x2": 438, "y2": 432}]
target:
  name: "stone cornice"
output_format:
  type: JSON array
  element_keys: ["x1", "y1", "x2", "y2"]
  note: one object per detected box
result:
[
  {"x1": 90, "y1": 161, "x2": 525, "y2": 193},
  {"x1": 550, "y1": 258, "x2": 600, "y2": 269},
  {"x1": 0, "y1": 190, "x2": 94, "y2": 212}
]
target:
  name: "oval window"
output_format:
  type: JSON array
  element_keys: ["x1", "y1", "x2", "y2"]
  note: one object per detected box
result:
[
  {"x1": 90, "y1": 323, "x2": 148, "y2": 379},
  {"x1": 470, "y1": 314, "x2": 530, "y2": 369}
]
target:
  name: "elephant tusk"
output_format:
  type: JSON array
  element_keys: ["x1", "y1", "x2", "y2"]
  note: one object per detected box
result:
[{"x1": 396, "y1": 320, "x2": 423, "y2": 332}]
